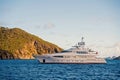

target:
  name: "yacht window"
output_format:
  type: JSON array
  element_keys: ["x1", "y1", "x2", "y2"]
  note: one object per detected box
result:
[
  {"x1": 65, "y1": 56, "x2": 70, "y2": 58},
  {"x1": 77, "y1": 51, "x2": 87, "y2": 54},
  {"x1": 61, "y1": 50, "x2": 72, "y2": 53},
  {"x1": 53, "y1": 56, "x2": 63, "y2": 58}
]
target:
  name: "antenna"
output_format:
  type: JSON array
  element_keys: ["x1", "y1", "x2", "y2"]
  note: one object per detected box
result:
[{"x1": 81, "y1": 37, "x2": 84, "y2": 42}]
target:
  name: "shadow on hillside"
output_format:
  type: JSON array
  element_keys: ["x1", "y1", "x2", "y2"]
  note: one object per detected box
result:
[{"x1": 0, "y1": 49, "x2": 14, "y2": 59}]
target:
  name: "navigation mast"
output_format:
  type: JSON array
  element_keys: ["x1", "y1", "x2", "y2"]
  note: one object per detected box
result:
[
  {"x1": 78, "y1": 37, "x2": 85, "y2": 48},
  {"x1": 81, "y1": 37, "x2": 84, "y2": 42}
]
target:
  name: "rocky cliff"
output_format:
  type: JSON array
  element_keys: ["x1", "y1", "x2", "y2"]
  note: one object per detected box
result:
[
  {"x1": 113, "y1": 56, "x2": 120, "y2": 60},
  {"x1": 0, "y1": 27, "x2": 62, "y2": 59}
]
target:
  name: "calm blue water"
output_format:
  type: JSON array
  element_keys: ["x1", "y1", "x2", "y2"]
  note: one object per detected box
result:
[{"x1": 0, "y1": 60, "x2": 120, "y2": 80}]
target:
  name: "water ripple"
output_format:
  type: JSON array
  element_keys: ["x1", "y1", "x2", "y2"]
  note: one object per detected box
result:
[{"x1": 0, "y1": 60, "x2": 120, "y2": 80}]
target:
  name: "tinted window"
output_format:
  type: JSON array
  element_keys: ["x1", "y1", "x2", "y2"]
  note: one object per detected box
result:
[
  {"x1": 61, "y1": 50, "x2": 72, "y2": 53},
  {"x1": 53, "y1": 56, "x2": 63, "y2": 58},
  {"x1": 77, "y1": 51, "x2": 87, "y2": 54}
]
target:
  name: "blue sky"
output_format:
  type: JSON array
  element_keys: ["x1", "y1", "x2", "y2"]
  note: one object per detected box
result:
[{"x1": 0, "y1": 0, "x2": 120, "y2": 57}]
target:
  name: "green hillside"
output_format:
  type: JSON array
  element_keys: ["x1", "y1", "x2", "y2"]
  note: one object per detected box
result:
[{"x1": 0, "y1": 27, "x2": 62, "y2": 59}]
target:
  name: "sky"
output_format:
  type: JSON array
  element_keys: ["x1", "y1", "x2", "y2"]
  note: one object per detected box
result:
[{"x1": 0, "y1": 0, "x2": 120, "y2": 57}]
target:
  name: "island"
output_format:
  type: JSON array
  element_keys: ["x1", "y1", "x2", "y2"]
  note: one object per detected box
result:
[{"x1": 0, "y1": 27, "x2": 63, "y2": 59}]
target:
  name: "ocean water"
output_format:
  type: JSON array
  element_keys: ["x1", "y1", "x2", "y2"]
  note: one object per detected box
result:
[{"x1": 0, "y1": 60, "x2": 120, "y2": 80}]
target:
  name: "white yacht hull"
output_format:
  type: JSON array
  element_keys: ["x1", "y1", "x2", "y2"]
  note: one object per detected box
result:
[{"x1": 35, "y1": 55, "x2": 106, "y2": 64}]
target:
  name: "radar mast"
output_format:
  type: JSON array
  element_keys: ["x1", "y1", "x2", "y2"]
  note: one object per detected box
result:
[
  {"x1": 81, "y1": 37, "x2": 84, "y2": 42},
  {"x1": 78, "y1": 37, "x2": 85, "y2": 47}
]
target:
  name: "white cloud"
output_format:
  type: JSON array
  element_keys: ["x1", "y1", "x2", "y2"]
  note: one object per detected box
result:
[
  {"x1": 43, "y1": 23, "x2": 55, "y2": 29},
  {"x1": 33, "y1": 23, "x2": 55, "y2": 30}
]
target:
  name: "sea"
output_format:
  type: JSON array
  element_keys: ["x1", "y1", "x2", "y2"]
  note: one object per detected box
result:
[{"x1": 0, "y1": 60, "x2": 120, "y2": 80}]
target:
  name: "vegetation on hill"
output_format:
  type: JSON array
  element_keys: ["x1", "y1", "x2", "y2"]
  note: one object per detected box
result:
[{"x1": 0, "y1": 26, "x2": 62, "y2": 59}]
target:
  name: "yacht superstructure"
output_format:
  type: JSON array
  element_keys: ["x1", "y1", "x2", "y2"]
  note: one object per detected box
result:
[{"x1": 34, "y1": 37, "x2": 106, "y2": 64}]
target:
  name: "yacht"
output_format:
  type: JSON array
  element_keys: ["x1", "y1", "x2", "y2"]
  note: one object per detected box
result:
[{"x1": 34, "y1": 37, "x2": 106, "y2": 64}]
